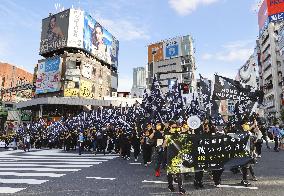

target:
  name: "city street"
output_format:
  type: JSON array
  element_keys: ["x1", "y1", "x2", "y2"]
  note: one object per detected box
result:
[{"x1": 0, "y1": 147, "x2": 283, "y2": 196}]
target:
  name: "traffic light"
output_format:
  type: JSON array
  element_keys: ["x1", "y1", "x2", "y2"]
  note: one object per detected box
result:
[{"x1": 181, "y1": 83, "x2": 189, "y2": 94}]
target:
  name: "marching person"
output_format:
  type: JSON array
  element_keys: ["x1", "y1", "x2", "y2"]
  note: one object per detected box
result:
[
  {"x1": 271, "y1": 124, "x2": 281, "y2": 152},
  {"x1": 131, "y1": 127, "x2": 141, "y2": 161},
  {"x1": 164, "y1": 121, "x2": 186, "y2": 195},
  {"x1": 141, "y1": 129, "x2": 153, "y2": 167},
  {"x1": 149, "y1": 122, "x2": 165, "y2": 177}
]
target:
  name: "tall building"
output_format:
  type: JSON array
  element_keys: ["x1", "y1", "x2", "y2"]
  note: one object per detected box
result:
[
  {"x1": 236, "y1": 54, "x2": 259, "y2": 90},
  {"x1": 17, "y1": 8, "x2": 119, "y2": 119},
  {"x1": 0, "y1": 62, "x2": 33, "y2": 102},
  {"x1": 257, "y1": 0, "x2": 284, "y2": 120},
  {"x1": 147, "y1": 35, "x2": 196, "y2": 94},
  {"x1": 131, "y1": 67, "x2": 146, "y2": 98}
]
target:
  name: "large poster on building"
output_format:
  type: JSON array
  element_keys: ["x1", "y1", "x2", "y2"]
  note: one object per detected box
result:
[
  {"x1": 148, "y1": 42, "x2": 164, "y2": 63},
  {"x1": 111, "y1": 37, "x2": 119, "y2": 68},
  {"x1": 36, "y1": 57, "x2": 62, "y2": 94},
  {"x1": 79, "y1": 79, "x2": 93, "y2": 98},
  {"x1": 181, "y1": 35, "x2": 191, "y2": 56},
  {"x1": 164, "y1": 37, "x2": 181, "y2": 59},
  {"x1": 83, "y1": 13, "x2": 113, "y2": 65},
  {"x1": 40, "y1": 9, "x2": 118, "y2": 67},
  {"x1": 67, "y1": 9, "x2": 84, "y2": 48},
  {"x1": 40, "y1": 10, "x2": 70, "y2": 54}
]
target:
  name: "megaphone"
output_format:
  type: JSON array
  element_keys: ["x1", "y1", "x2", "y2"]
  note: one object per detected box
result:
[{"x1": 187, "y1": 115, "x2": 201, "y2": 130}]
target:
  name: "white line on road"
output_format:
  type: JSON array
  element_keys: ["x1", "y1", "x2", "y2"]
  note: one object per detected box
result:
[
  {"x1": 217, "y1": 185, "x2": 258, "y2": 190},
  {"x1": 142, "y1": 180, "x2": 168, "y2": 184},
  {"x1": 0, "y1": 164, "x2": 94, "y2": 167},
  {"x1": 0, "y1": 158, "x2": 108, "y2": 162},
  {"x1": 0, "y1": 161, "x2": 103, "y2": 164},
  {"x1": 0, "y1": 178, "x2": 48, "y2": 185},
  {"x1": 0, "y1": 172, "x2": 65, "y2": 177},
  {"x1": 86, "y1": 177, "x2": 116, "y2": 180},
  {"x1": 0, "y1": 187, "x2": 26, "y2": 194},
  {"x1": 129, "y1": 163, "x2": 142, "y2": 165},
  {"x1": 0, "y1": 168, "x2": 80, "y2": 172}
]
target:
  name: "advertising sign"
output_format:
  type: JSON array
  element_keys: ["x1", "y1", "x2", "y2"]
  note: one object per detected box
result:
[
  {"x1": 83, "y1": 13, "x2": 113, "y2": 65},
  {"x1": 181, "y1": 35, "x2": 191, "y2": 56},
  {"x1": 40, "y1": 9, "x2": 118, "y2": 67},
  {"x1": 148, "y1": 42, "x2": 164, "y2": 63},
  {"x1": 258, "y1": 0, "x2": 269, "y2": 31},
  {"x1": 36, "y1": 56, "x2": 62, "y2": 94},
  {"x1": 40, "y1": 10, "x2": 70, "y2": 54},
  {"x1": 81, "y1": 63, "x2": 92, "y2": 79},
  {"x1": 64, "y1": 88, "x2": 79, "y2": 97},
  {"x1": 79, "y1": 79, "x2": 93, "y2": 98},
  {"x1": 111, "y1": 37, "x2": 119, "y2": 68},
  {"x1": 267, "y1": 0, "x2": 284, "y2": 16},
  {"x1": 67, "y1": 9, "x2": 84, "y2": 48},
  {"x1": 164, "y1": 37, "x2": 181, "y2": 59}
]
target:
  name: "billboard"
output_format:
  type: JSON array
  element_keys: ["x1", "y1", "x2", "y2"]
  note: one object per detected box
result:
[
  {"x1": 164, "y1": 37, "x2": 181, "y2": 59},
  {"x1": 181, "y1": 35, "x2": 192, "y2": 56},
  {"x1": 64, "y1": 88, "x2": 79, "y2": 97},
  {"x1": 36, "y1": 56, "x2": 62, "y2": 94},
  {"x1": 148, "y1": 42, "x2": 164, "y2": 63},
  {"x1": 40, "y1": 10, "x2": 70, "y2": 54},
  {"x1": 79, "y1": 79, "x2": 93, "y2": 98},
  {"x1": 83, "y1": 13, "x2": 113, "y2": 65},
  {"x1": 40, "y1": 9, "x2": 118, "y2": 67},
  {"x1": 258, "y1": 0, "x2": 284, "y2": 34}
]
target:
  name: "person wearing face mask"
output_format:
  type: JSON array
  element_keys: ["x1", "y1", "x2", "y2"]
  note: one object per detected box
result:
[{"x1": 150, "y1": 122, "x2": 165, "y2": 177}]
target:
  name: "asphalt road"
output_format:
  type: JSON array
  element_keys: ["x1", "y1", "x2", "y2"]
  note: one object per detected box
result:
[{"x1": 0, "y1": 145, "x2": 283, "y2": 196}]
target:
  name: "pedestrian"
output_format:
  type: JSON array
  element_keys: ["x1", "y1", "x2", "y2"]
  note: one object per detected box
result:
[
  {"x1": 78, "y1": 132, "x2": 84, "y2": 155},
  {"x1": 131, "y1": 127, "x2": 141, "y2": 161},
  {"x1": 141, "y1": 130, "x2": 152, "y2": 167},
  {"x1": 271, "y1": 124, "x2": 281, "y2": 152},
  {"x1": 149, "y1": 122, "x2": 165, "y2": 177},
  {"x1": 23, "y1": 133, "x2": 31, "y2": 152}
]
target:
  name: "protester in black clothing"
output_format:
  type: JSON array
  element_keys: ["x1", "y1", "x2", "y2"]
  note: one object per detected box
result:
[
  {"x1": 131, "y1": 127, "x2": 141, "y2": 161},
  {"x1": 141, "y1": 129, "x2": 152, "y2": 166},
  {"x1": 150, "y1": 122, "x2": 165, "y2": 177},
  {"x1": 121, "y1": 133, "x2": 131, "y2": 160}
]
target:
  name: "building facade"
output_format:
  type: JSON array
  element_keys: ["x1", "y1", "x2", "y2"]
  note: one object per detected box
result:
[
  {"x1": 131, "y1": 67, "x2": 146, "y2": 98},
  {"x1": 147, "y1": 35, "x2": 196, "y2": 94},
  {"x1": 0, "y1": 63, "x2": 33, "y2": 102}
]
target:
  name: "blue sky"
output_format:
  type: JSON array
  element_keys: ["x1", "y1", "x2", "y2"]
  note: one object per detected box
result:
[{"x1": 0, "y1": 0, "x2": 262, "y2": 91}]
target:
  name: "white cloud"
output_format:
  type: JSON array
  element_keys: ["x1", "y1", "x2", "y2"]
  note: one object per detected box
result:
[
  {"x1": 94, "y1": 13, "x2": 150, "y2": 41},
  {"x1": 168, "y1": 0, "x2": 219, "y2": 16},
  {"x1": 201, "y1": 40, "x2": 254, "y2": 62}
]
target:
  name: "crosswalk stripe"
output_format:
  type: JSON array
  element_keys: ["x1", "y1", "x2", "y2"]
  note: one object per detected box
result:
[
  {"x1": 0, "y1": 161, "x2": 103, "y2": 164},
  {"x1": 0, "y1": 168, "x2": 80, "y2": 172},
  {"x1": 0, "y1": 172, "x2": 65, "y2": 177},
  {"x1": 0, "y1": 156, "x2": 117, "y2": 160},
  {"x1": 0, "y1": 178, "x2": 48, "y2": 185},
  {"x1": 0, "y1": 158, "x2": 108, "y2": 162},
  {"x1": 0, "y1": 164, "x2": 94, "y2": 167},
  {"x1": 0, "y1": 187, "x2": 26, "y2": 194}
]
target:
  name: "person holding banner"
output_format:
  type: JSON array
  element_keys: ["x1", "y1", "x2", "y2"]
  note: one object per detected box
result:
[{"x1": 163, "y1": 121, "x2": 186, "y2": 195}]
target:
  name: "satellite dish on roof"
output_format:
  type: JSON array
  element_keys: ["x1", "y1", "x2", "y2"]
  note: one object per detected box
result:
[{"x1": 187, "y1": 115, "x2": 201, "y2": 130}]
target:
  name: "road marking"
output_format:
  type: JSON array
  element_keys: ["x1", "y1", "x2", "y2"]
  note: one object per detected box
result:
[
  {"x1": 142, "y1": 180, "x2": 168, "y2": 184},
  {"x1": 0, "y1": 172, "x2": 65, "y2": 177},
  {"x1": 0, "y1": 158, "x2": 108, "y2": 162},
  {"x1": 0, "y1": 164, "x2": 94, "y2": 167},
  {"x1": 0, "y1": 187, "x2": 26, "y2": 194},
  {"x1": 217, "y1": 184, "x2": 258, "y2": 190},
  {"x1": 129, "y1": 163, "x2": 142, "y2": 165},
  {"x1": 86, "y1": 177, "x2": 116, "y2": 180},
  {"x1": 0, "y1": 161, "x2": 103, "y2": 164},
  {"x1": 0, "y1": 178, "x2": 48, "y2": 185},
  {"x1": 0, "y1": 168, "x2": 80, "y2": 172}
]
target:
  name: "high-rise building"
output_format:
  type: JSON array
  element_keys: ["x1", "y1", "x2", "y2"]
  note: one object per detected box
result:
[
  {"x1": 131, "y1": 67, "x2": 146, "y2": 98},
  {"x1": 256, "y1": 0, "x2": 284, "y2": 120},
  {"x1": 147, "y1": 35, "x2": 196, "y2": 94}
]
